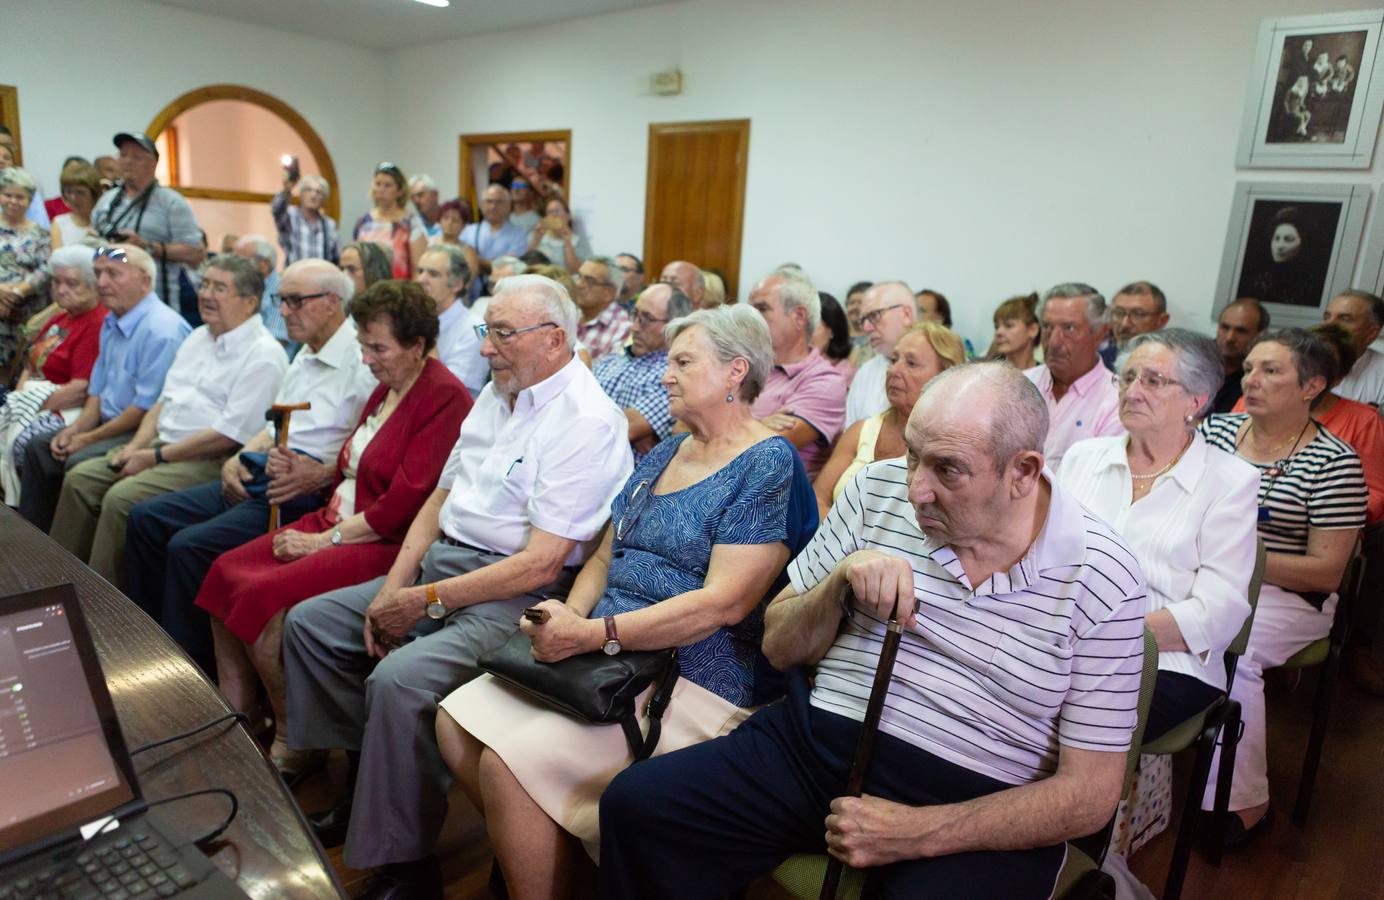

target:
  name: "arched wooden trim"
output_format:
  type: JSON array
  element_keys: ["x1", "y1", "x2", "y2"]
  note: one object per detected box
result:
[{"x1": 146, "y1": 84, "x2": 340, "y2": 223}]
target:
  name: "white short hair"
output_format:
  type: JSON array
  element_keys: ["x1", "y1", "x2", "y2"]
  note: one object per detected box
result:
[
  {"x1": 298, "y1": 175, "x2": 330, "y2": 199},
  {"x1": 49, "y1": 244, "x2": 97, "y2": 285},
  {"x1": 238, "y1": 234, "x2": 278, "y2": 269},
  {"x1": 757, "y1": 272, "x2": 821, "y2": 336},
  {"x1": 493, "y1": 273, "x2": 580, "y2": 349},
  {"x1": 665, "y1": 304, "x2": 774, "y2": 404},
  {"x1": 409, "y1": 173, "x2": 437, "y2": 192}
]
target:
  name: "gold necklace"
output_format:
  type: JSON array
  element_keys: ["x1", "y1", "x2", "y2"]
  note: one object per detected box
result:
[{"x1": 1129, "y1": 434, "x2": 1194, "y2": 482}]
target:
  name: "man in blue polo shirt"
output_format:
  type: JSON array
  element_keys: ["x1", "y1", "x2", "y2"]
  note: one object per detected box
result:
[{"x1": 20, "y1": 244, "x2": 189, "y2": 530}]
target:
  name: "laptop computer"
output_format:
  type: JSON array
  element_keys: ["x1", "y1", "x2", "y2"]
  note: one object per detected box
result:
[{"x1": 0, "y1": 583, "x2": 248, "y2": 899}]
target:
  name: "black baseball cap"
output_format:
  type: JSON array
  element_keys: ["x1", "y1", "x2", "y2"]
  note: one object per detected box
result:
[{"x1": 113, "y1": 131, "x2": 159, "y2": 160}]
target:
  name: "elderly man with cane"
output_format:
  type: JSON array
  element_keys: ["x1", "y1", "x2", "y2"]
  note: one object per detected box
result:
[{"x1": 600, "y1": 361, "x2": 1149, "y2": 900}]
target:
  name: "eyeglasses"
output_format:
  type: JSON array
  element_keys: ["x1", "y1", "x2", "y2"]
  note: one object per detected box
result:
[
  {"x1": 1118, "y1": 368, "x2": 1182, "y2": 391},
  {"x1": 616, "y1": 480, "x2": 653, "y2": 542},
  {"x1": 474, "y1": 322, "x2": 558, "y2": 343},
  {"x1": 859, "y1": 304, "x2": 905, "y2": 328},
  {"x1": 95, "y1": 246, "x2": 129, "y2": 263},
  {"x1": 572, "y1": 273, "x2": 613, "y2": 289},
  {"x1": 273, "y1": 291, "x2": 332, "y2": 311},
  {"x1": 634, "y1": 311, "x2": 668, "y2": 327},
  {"x1": 1110, "y1": 307, "x2": 1157, "y2": 323}
]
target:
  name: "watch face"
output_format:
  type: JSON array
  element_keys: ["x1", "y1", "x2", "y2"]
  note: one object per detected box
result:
[
  {"x1": 602, "y1": 640, "x2": 621, "y2": 656},
  {"x1": 427, "y1": 601, "x2": 447, "y2": 620}
]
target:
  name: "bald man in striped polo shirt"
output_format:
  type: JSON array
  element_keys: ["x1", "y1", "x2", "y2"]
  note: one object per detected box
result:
[{"x1": 600, "y1": 361, "x2": 1148, "y2": 900}]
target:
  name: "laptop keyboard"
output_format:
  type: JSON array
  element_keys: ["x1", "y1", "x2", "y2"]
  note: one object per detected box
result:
[{"x1": 1, "y1": 830, "x2": 200, "y2": 900}]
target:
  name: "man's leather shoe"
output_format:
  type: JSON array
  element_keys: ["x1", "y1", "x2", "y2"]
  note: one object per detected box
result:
[
  {"x1": 354, "y1": 856, "x2": 442, "y2": 900},
  {"x1": 307, "y1": 796, "x2": 352, "y2": 849}
]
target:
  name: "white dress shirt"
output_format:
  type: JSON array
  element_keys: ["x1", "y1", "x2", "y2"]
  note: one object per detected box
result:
[
  {"x1": 437, "y1": 300, "x2": 488, "y2": 398},
  {"x1": 437, "y1": 355, "x2": 633, "y2": 567},
  {"x1": 1335, "y1": 347, "x2": 1384, "y2": 408},
  {"x1": 844, "y1": 354, "x2": 887, "y2": 428},
  {"x1": 155, "y1": 317, "x2": 288, "y2": 445},
  {"x1": 274, "y1": 318, "x2": 378, "y2": 461},
  {"x1": 1057, "y1": 433, "x2": 1260, "y2": 690}
]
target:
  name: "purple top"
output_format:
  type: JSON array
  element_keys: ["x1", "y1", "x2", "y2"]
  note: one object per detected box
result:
[{"x1": 751, "y1": 347, "x2": 847, "y2": 477}]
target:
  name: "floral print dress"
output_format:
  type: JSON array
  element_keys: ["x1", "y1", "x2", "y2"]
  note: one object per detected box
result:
[{"x1": 0, "y1": 220, "x2": 52, "y2": 375}]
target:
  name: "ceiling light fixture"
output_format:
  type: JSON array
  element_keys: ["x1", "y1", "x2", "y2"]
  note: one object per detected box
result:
[{"x1": 411, "y1": 0, "x2": 450, "y2": 7}]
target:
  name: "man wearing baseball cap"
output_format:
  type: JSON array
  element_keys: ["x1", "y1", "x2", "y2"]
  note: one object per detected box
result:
[{"x1": 90, "y1": 131, "x2": 205, "y2": 320}]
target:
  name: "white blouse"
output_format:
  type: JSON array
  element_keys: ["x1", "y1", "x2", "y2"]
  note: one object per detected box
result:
[
  {"x1": 328, "y1": 407, "x2": 387, "y2": 522},
  {"x1": 1057, "y1": 433, "x2": 1260, "y2": 690}
]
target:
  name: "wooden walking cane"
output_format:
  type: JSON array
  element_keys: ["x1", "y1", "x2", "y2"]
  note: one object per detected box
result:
[
  {"x1": 265, "y1": 402, "x2": 311, "y2": 531},
  {"x1": 820, "y1": 593, "x2": 907, "y2": 900}
]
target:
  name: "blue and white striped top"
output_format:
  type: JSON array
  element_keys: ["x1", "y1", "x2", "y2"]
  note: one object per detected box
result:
[{"x1": 790, "y1": 459, "x2": 1147, "y2": 786}]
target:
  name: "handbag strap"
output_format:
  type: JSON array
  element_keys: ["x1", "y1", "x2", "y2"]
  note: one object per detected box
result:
[{"x1": 624, "y1": 649, "x2": 680, "y2": 761}]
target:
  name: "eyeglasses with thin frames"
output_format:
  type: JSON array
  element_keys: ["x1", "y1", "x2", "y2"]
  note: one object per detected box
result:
[
  {"x1": 473, "y1": 322, "x2": 558, "y2": 343},
  {"x1": 634, "y1": 311, "x2": 668, "y2": 327},
  {"x1": 1118, "y1": 368, "x2": 1181, "y2": 391},
  {"x1": 1110, "y1": 307, "x2": 1157, "y2": 323},
  {"x1": 615, "y1": 480, "x2": 653, "y2": 543},
  {"x1": 273, "y1": 291, "x2": 332, "y2": 311}
]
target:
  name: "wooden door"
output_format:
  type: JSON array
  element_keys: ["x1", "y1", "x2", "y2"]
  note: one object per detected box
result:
[{"x1": 643, "y1": 119, "x2": 750, "y2": 299}]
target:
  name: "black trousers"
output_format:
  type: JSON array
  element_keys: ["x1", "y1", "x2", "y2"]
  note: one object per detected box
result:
[
  {"x1": 1143, "y1": 670, "x2": 1225, "y2": 744},
  {"x1": 599, "y1": 674, "x2": 1065, "y2": 900},
  {"x1": 124, "y1": 481, "x2": 320, "y2": 670},
  {"x1": 19, "y1": 429, "x2": 126, "y2": 532}
]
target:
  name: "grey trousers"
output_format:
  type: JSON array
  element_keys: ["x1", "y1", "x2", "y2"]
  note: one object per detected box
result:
[{"x1": 281, "y1": 540, "x2": 576, "y2": 869}]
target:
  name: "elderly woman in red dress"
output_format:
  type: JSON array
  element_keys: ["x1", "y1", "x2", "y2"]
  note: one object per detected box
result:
[{"x1": 197, "y1": 280, "x2": 472, "y2": 782}]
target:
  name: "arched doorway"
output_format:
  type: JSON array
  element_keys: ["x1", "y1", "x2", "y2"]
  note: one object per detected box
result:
[{"x1": 146, "y1": 85, "x2": 340, "y2": 252}]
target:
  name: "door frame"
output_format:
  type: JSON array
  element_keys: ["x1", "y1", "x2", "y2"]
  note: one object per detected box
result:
[
  {"x1": 146, "y1": 84, "x2": 341, "y2": 222},
  {"x1": 458, "y1": 129, "x2": 572, "y2": 215},
  {"x1": 642, "y1": 119, "x2": 750, "y2": 290}
]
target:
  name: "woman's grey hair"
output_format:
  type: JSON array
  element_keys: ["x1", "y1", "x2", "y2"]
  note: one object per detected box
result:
[
  {"x1": 1040, "y1": 282, "x2": 1106, "y2": 329},
  {"x1": 1249, "y1": 328, "x2": 1339, "y2": 409},
  {"x1": 0, "y1": 167, "x2": 38, "y2": 201},
  {"x1": 664, "y1": 304, "x2": 774, "y2": 404},
  {"x1": 919, "y1": 361, "x2": 1050, "y2": 473},
  {"x1": 48, "y1": 244, "x2": 97, "y2": 285},
  {"x1": 205, "y1": 253, "x2": 265, "y2": 301},
  {"x1": 588, "y1": 255, "x2": 625, "y2": 293},
  {"x1": 493, "y1": 273, "x2": 580, "y2": 349},
  {"x1": 1115, "y1": 328, "x2": 1225, "y2": 418},
  {"x1": 758, "y1": 272, "x2": 821, "y2": 337},
  {"x1": 298, "y1": 174, "x2": 330, "y2": 200}
]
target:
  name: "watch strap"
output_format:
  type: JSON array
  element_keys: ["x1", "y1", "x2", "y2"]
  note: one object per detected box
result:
[
  {"x1": 153, "y1": 445, "x2": 165, "y2": 465},
  {"x1": 603, "y1": 615, "x2": 618, "y2": 643},
  {"x1": 427, "y1": 583, "x2": 440, "y2": 608}
]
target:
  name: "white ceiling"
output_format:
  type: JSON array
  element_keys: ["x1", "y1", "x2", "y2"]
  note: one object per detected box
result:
[{"x1": 148, "y1": 0, "x2": 676, "y2": 50}]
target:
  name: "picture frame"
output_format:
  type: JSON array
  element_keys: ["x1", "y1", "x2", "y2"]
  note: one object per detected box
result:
[
  {"x1": 1236, "y1": 9, "x2": 1384, "y2": 169},
  {"x1": 1213, "y1": 181, "x2": 1371, "y2": 328},
  {"x1": 1354, "y1": 196, "x2": 1384, "y2": 295}
]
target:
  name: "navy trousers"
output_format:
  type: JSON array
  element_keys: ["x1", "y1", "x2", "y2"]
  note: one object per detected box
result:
[
  {"x1": 124, "y1": 481, "x2": 320, "y2": 670},
  {"x1": 1143, "y1": 670, "x2": 1224, "y2": 744},
  {"x1": 599, "y1": 675, "x2": 1066, "y2": 900}
]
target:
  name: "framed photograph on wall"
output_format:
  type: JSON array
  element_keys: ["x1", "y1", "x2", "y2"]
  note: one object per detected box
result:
[
  {"x1": 1214, "y1": 181, "x2": 1371, "y2": 328},
  {"x1": 1237, "y1": 9, "x2": 1384, "y2": 169}
]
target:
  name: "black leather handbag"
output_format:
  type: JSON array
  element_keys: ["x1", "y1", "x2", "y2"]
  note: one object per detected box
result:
[{"x1": 478, "y1": 633, "x2": 680, "y2": 760}]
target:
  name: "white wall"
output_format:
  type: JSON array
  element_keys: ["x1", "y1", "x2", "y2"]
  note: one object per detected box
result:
[
  {"x1": 384, "y1": 0, "x2": 1384, "y2": 349},
  {"x1": 2, "y1": 0, "x2": 390, "y2": 241}
]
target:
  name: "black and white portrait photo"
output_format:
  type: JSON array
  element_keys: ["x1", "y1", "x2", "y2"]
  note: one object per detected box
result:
[
  {"x1": 1266, "y1": 31, "x2": 1367, "y2": 144},
  {"x1": 1234, "y1": 199, "x2": 1341, "y2": 308}
]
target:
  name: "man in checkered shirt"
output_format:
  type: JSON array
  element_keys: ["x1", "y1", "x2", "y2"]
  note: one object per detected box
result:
[{"x1": 593, "y1": 283, "x2": 691, "y2": 461}]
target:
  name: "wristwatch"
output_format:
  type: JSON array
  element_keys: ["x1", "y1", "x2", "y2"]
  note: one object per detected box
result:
[
  {"x1": 425, "y1": 583, "x2": 448, "y2": 620},
  {"x1": 601, "y1": 615, "x2": 622, "y2": 656},
  {"x1": 330, "y1": 526, "x2": 343, "y2": 546},
  {"x1": 153, "y1": 446, "x2": 165, "y2": 465}
]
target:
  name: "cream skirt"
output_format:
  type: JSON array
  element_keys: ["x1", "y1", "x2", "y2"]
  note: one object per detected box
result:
[{"x1": 439, "y1": 672, "x2": 751, "y2": 855}]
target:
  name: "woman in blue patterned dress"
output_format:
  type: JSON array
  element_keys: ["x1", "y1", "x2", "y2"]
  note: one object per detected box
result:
[{"x1": 436, "y1": 304, "x2": 819, "y2": 899}]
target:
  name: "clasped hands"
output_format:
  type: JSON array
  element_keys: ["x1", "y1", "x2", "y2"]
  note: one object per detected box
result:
[{"x1": 220, "y1": 446, "x2": 329, "y2": 505}]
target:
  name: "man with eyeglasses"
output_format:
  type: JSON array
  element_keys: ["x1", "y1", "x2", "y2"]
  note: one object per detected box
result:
[
  {"x1": 460, "y1": 184, "x2": 529, "y2": 301},
  {"x1": 414, "y1": 245, "x2": 487, "y2": 397},
  {"x1": 280, "y1": 274, "x2": 632, "y2": 898},
  {"x1": 595, "y1": 283, "x2": 692, "y2": 460},
  {"x1": 1022, "y1": 282, "x2": 1124, "y2": 468},
  {"x1": 574, "y1": 256, "x2": 633, "y2": 361},
  {"x1": 123, "y1": 259, "x2": 375, "y2": 669},
  {"x1": 20, "y1": 244, "x2": 190, "y2": 532},
  {"x1": 615, "y1": 252, "x2": 646, "y2": 306},
  {"x1": 1105, "y1": 281, "x2": 1170, "y2": 367},
  {"x1": 844, "y1": 281, "x2": 917, "y2": 428},
  {"x1": 48, "y1": 253, "x2": 288, "y2": 590}
]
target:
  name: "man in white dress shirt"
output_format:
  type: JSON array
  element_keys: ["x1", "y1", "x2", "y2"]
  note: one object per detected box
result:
[
  {"x1": 844, "y1": 281, "x2": 917, "y2": 427},
  {"x1": 414, "y1": 245, "x2": 487, "y2": 397},
  {"x1": 1323, "y1": 290, "x2": 1384, "y2": 408},
  {"x1": 282, "y1": 275, "x2": 633, "y2": 898},
  {"x1": 49, "y1": 254, "x2": 288, "y2": 589},
  {"x1": 124, "y1": 258, "x2": 375, "y2": 667},
  {"x1": 1024, "y1": 282, "x2": 1124, "y2": 467}
]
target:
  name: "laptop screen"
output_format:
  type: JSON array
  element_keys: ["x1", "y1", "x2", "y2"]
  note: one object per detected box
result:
[{"x1": 0, "y1": 592, "x2": 136, "y2": 853}]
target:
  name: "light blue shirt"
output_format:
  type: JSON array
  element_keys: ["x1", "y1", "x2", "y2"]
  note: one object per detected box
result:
[
  {"x1": 259, "y1": 269, "x2": 291, "y2": 344},
  {"x1": 88, "y1": 292, "x2": 192, "y2": 421},
  {"x1": 460, "y1": 220, "x2": 529, "y2": 299},
  {"x1": 27, "y1": 191, "x2": 49, "y2": 228}
]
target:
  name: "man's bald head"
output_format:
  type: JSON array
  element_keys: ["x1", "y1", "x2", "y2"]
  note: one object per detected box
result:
[
  {"x1": 661, "y1": 260, "x2": 705, "y2": 307},
  {"x1": 910, "y1": 362, "x2": 1049, "y2": 474}
]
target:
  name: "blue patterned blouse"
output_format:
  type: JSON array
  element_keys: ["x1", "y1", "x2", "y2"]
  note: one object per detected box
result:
[{"x1": 592, "y1": 433, "x2": 817, "y2": 707}]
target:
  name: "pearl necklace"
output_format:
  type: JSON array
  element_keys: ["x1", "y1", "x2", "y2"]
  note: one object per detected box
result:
[{"x1": 1129, "y1": 434, "x2": 1194, "y2": 482}]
